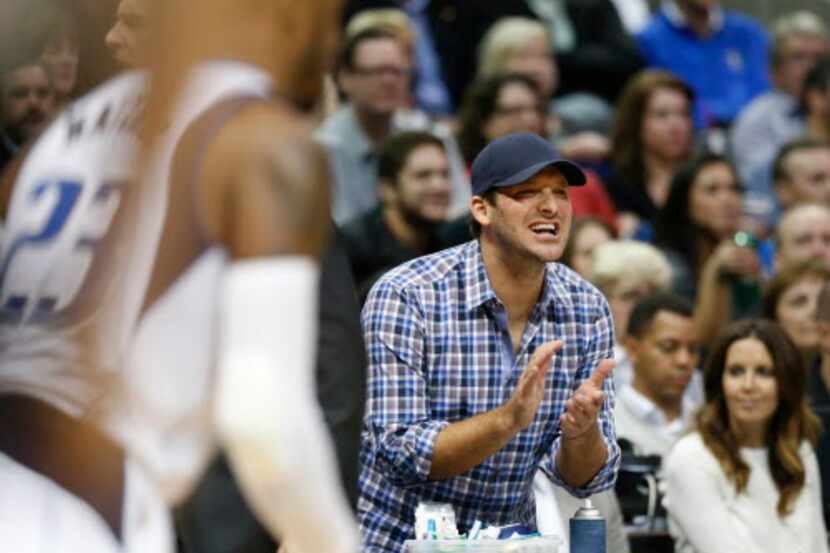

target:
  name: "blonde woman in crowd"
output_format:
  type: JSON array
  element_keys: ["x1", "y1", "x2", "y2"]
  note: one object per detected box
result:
[
  {"x1": 345, "y1": 8, "x2": 415, "y2": 58},
  {"x1": 590, "y1": 240, "x2": 681, "y2": 393},
  {"x1": 664, "y1": 319, "x2": 826, "y2": 553},
  {"x1": 476, "y1": 16, "x2": 610, "y2": 162}
]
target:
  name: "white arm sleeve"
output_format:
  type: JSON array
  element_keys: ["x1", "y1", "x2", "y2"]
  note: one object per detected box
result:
[{"x1": 214, "y1": 257, "x2": 359, "y2": 553}]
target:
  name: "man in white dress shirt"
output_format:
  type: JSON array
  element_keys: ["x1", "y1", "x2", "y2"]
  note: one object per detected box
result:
[{"x1": 615, "y1": 292, "x2": 701, "y2": 457}]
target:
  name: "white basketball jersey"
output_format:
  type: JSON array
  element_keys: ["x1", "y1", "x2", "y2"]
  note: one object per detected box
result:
[
  {"x1": 0, "y1": 72, "x2": 147, "y2": 416},
  {"x1": 111, "y1": 61, "x2": 274, "y2": 501},
  {"x1": 0, "y1": 61, "x2": 274, "y2": 502}
]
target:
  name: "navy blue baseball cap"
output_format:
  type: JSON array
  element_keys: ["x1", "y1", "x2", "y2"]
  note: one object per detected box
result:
[{"x1": 470, "y1": 133, "x2": 586, "y2": 196}]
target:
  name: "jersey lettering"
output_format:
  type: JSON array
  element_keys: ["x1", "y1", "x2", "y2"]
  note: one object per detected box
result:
[{"x1": 0, "y1": 177, "x2": 125, "y2": 324}]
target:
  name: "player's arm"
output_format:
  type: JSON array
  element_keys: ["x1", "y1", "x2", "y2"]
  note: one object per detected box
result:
[{"x1": 198, "y1": 104, "x2": 357, "y2": 553}]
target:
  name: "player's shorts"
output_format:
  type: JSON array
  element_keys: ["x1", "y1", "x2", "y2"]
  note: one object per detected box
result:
[{"x1": 0, "y1": 395, "x2": 174, "y2": 552}]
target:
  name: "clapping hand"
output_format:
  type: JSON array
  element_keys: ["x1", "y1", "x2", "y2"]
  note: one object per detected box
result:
[
  {"x1": 504, "y1": 340, "x2": 563, "y2": 431},
  {"x1": 559, "y1": 359, "x2": 614, "y2": 440}
]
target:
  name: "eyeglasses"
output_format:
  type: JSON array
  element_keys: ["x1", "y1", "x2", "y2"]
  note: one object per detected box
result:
[{"x1": 350, "y1": 65, "x2": 413, "y2": 79}]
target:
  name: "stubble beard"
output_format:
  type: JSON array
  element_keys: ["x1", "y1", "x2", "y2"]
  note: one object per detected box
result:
[{"x1": 489, "y1": 220, "x2": 556, "y2": 273}]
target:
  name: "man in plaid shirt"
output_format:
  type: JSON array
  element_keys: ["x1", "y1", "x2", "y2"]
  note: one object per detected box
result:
[{"x1": 358, "y1": 132, "x2": 620, "y2": 552}]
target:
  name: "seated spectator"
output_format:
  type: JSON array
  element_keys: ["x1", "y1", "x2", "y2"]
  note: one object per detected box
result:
[
  {"x1": 341, "y1": 131, "x2": 451, "y2": 301},
  {"x1": 773, "y1": 138, "x2": 830, "y2": 212},
  {"x1": 475, "y1": 17, "x2": 612, "y2": 163},
  {"x1": 344, "y1": 9, "x2": 415, "y2": 67},
  {"x1": 748, "y1": 137, "x2": 830, "y2": 232},
  {"x1": 316, "y1": 28, "x2": 468, "y2": 224},
  {"x1": 812, "y1": 282, "x2": 830, "y2": 528},
  {"x1": 774, "y1": 203, "x2": 830, "y2": 270},
  {"x1": 341, "y1": 0, "x2": 537, "y2": 113},
  {"x1": 617, "y1": 292, "x2": 701, "y2": 458},
  {"x1": 762, "y1": 259, "x2": 830, "y2": 363},
  {"x1": 654, "y1": 154, "x2": 762, "y2": 344},
  {"x1": 747, "y1": 57, "x2": 830, "y2": 221},
  {"x1": 607, "y1": 70, "x2": 694, "y2": 239},
  {"x1": 39, "y1": 6, "x2": 81, "y2": 111},
  {"x1": 663, "y1": 319, "x2": 826, "y2": 553},
  {"x1": 457, "y1": 73, "x2": 546, "y2": 167},
  {"x1": 342, "y1": 7, "x2": 452, "y2": 118},
  {"x1": 525, "y1": 0, "x2": 644, "y2": 105},
  {"x1": 637, "y1": 0, "x2": 770, "y2": 128},
  {"x1": 731, "y1": 11, "x2": 829, "y2": 214},
  {"x1": 590, "y1": 240, "x2": 673, "y2": 387},
  {"x1": 0, "y1": 59, "x2": 54, "y2": 174},
  {"x1": 560, "y1": 217, "x2": 613, "y2": 278},
  {"x1": 477, "y1": 18, "x2": 557, "y2": 121}
]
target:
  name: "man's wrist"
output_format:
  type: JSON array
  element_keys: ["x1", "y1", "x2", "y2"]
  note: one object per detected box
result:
[
  {"x1": 561, "y1": 422, "x2": 602, "y2": 447},
  {"x1": 495, "y1": 404, "x2": 521, "y2": 437}
]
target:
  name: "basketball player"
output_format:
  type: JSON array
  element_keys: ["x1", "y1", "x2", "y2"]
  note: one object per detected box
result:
[
  {"x1": 0, "y1": 1, "x2": 172, "y2": 550},
  {"x1": 0, "y1": 0, "x2": 358, "y2": 551}
]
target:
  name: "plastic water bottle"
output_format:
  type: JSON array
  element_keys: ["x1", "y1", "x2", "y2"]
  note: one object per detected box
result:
[{"x1": 570, "y1": 498, "x2": 605, "y2": 553}]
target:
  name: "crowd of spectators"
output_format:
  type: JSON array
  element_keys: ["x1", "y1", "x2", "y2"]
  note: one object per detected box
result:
[
  {"x1": 5, "y1": 1, "x2": 830, "y2": 552},
  {"x1": 313, "y1": 2, "x2": 830, "y2": 551}
]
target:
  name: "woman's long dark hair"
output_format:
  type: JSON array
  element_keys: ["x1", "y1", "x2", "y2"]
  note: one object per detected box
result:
[
  {"x1": 610, "y1": 70, "x2": 694, "y2": 186},
  {"x1": 456, "y1": 73, "x2": 541, "y2": 165},
  {"x1": 653, "y1": 153, "x2": 736, "y2": 276},
  {"x1": 697, "y1": 319, "x2": 820, "y2": 516}
]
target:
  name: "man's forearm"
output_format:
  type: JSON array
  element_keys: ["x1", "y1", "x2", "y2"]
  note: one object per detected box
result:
[
  {"x1": 429, "y1": 341, "x2": 560, "y2": 480},
  {"x1": 555, "y1": 424, "x2": 608, "y2": 488},
  {"x1": 429, "y1": 406, "x2": 519, "y2": 480},
  {"x1": 694, "y1": 262, "x2": 732, "y2": 345}
]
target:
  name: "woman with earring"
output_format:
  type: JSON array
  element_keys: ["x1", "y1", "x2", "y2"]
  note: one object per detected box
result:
[{"x1": 663, "y1": 319, "x2": 827, "y2": 553}]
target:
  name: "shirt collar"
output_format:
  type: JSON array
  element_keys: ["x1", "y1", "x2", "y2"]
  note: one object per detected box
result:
[
  {"x1": 338, "y1": 105, "x2": 375, "y2": 160},
  {"x1": 663, "y1": 1, "x2": 724, "y2": 34},
  {"x1": 620, "y1": 385, "x2": 695, "y2": 426},
  {"x1": 461, "y1": 241, "x2": 574, "y2": 314}
]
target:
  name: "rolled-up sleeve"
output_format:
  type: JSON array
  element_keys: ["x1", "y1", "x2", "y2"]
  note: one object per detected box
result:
[
  {"x1": 361, "y1": 280, "x2": 448, "y2": 487},
  {"x1": 543, "y1": 293, "x2": 620, "y2": 497}
]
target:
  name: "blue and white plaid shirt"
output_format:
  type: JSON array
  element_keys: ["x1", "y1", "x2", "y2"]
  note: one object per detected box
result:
[{"x1": 358, "y1": 241, "x2": 620, "y2": 552}]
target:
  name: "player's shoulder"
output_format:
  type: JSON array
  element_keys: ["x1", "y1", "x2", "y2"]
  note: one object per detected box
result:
[
  {"x1": 209, "y1": 99, "x2": 326, "y2": 187},
  {"x1": 214, "y1": 97, "x2": 315, "y2": 151},
  {"x1": 220, "y1": 97, "x2": 313, "y2": 148}
]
